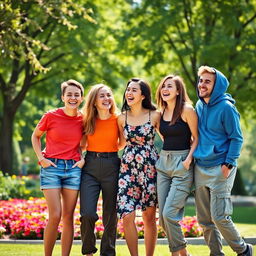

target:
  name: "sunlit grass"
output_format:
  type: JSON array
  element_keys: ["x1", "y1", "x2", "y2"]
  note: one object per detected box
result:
[{"x1": 1, "y1": 244, "x2": 255, "y2": 256}]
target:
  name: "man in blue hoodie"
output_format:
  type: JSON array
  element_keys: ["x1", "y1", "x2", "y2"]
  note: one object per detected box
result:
[{"x1": 193, "y1": 66, "x2": 253, "y2": 256}]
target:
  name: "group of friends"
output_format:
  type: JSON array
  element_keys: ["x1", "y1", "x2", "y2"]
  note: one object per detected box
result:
[{"x1": 31, "y1": 65, "x2": 253, "y2": 256}]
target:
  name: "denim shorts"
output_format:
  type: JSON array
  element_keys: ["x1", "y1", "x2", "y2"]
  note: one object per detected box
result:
[{"x1": 40, "y1": 158, "x2": 82, "y2": 190}]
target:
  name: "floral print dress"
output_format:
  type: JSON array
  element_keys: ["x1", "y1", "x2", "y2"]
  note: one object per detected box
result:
[{"x1": 117, "y1": 111, "x2": 158, "y2": 219}]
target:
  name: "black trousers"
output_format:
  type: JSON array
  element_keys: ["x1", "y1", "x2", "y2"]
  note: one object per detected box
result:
[{"x1": 80, "y1": 153, "x2": 120, "y2": 256}]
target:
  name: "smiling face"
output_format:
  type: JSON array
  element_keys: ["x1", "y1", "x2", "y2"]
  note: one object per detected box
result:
[
  {"x1": 160, "y1": 78, "x2": 179, "y2": 102},
  {"x1": 61, "y1": 85, "x2": 83, "y2": 109},
  {"x1": 95, "y1": 86, "x2": 113, "y2": 111},
  {"x1": 198, "y1": 72, "x2": 215, "y2": 103},
  {"x1": 125, "y1": 81, "x2": 145, "y2": 107}
]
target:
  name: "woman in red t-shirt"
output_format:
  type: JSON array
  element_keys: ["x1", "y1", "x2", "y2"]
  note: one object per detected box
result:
[{"x1": 31, "y1": 79, "x2": 85, "y2": 256}]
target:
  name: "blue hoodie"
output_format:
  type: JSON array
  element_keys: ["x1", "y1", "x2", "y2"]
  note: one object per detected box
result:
[{"x1": 193, "y1": 68, "x2": 243, "y2": 167}]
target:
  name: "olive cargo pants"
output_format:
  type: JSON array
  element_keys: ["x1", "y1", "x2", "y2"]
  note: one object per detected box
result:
[{"x1": 194, "y1": 164, "x2": 247, "y2": 256}]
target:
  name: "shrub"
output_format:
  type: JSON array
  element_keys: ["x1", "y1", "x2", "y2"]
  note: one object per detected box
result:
[{"x1": 0, "y1": 171, "x2": 42, "y2": 200}]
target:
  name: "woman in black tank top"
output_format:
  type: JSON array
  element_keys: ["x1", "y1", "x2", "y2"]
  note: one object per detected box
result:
[{"x1": 155, "y1": 74, "x2": 198, "y2": 256}]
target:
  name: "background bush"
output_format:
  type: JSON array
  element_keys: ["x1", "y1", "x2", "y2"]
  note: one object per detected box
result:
[{"x1": 0, "y1": 171, "x2": 43, "y2": 200}]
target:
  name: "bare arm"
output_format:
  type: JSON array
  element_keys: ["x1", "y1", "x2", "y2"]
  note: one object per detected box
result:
[
  {"x1": 117, "y1": 114, "x2": 126, "y2": 150},
  {"x1": 153, "y1": 110, "x2": 163, "y2": 141},
  {"x1": 31, "y1": 127, "x2": 57, "y2": 168},
  {"x1": 182, "y1": 105, "x2": 198, "y2": 170},
  {"x1": 80, "y1": 134, "x2": 87, "y2": 152}
]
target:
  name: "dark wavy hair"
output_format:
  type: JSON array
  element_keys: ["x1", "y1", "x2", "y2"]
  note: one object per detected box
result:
[{"x1": 121, "y1": 78, "x2": 156, "y2": 112}]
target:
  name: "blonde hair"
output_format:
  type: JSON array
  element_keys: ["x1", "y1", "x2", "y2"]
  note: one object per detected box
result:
[
  {"x1": 198, "y1": 66, "x2": 215, "y2": 76},
  {"x1": 82, "y1": 84, "x2": 117, "y2": 135},
  {"x1": 156, "y1": 74, "x2": 192, "y2": 125}
]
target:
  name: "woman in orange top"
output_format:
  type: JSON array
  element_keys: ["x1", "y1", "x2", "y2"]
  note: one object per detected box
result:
[{"x1": 80, "y1": 84, "x2": 125, "y2": 256}]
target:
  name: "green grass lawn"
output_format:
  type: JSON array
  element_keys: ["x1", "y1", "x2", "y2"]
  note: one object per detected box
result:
[
  {"x1": 185, "y1": 206, "x2": 256, "y2": 224},
  {"x1": 0, "y1": 244, "x2": 255, "y2": 256}
]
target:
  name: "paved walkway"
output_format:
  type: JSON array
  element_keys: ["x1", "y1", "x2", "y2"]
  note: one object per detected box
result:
[{"x1": 186, "y1": 195, "x2": 256, "y2": 207}]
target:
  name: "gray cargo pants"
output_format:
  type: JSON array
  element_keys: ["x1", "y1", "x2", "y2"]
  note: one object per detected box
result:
[
  {"x1": 194, "y1": 163, "x2": 247, "y2": 256},
  {"x1": 156, "y1": 149, "x2": 193, "y2": 252}
]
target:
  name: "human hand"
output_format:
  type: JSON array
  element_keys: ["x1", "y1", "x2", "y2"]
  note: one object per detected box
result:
[
  {"x1": 182, "y1": 158, "x2": 192, "y2": 171},
  {"x1": 72, "y1": 158, "x2": 85, "y2": 169},
  {"x1": 221, "y1": 165, "x2": 231, "y2": 178},
  {"x1": 40, "y1": 158, "x2": 57, "y2": 168}
]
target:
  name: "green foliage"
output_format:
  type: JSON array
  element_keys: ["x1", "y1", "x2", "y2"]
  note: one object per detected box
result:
[
  {"x1": 238, "y1": 120, "x2": 256, "y2": 195},
  {"x1": 21, "y1": 147, "x2": 40, "y2": 175},
  {"x1": 0, "y1": 171, "x2": 42, "y2": 199},
  {"x1": 0, "y1": 0, "x2": 96, "y2": 173},
  {"x1": 232, "y1": 168, "x2": 247, "y2": 195},
  {"x1": 1, "y1": 0, "x2": 256, "y2": 186},
  {"x1": 0, "y1": 171, "x2": 28, "y2": 200},
  {"x1": 0, "y1": 0, "x2": 95, "y2": 73},
  {"x1": 112, "y1": 0, "x2": 256, "y2": 115},
  {"x1": 12, "y1": 138, "x2": 22, "y2": 175}
]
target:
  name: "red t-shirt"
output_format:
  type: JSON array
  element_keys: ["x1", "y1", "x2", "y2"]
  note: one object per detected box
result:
[{"x1": 37, "y1": 108, "x2": 83, "y2": 161}]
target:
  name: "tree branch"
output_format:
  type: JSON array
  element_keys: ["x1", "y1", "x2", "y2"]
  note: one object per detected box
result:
[
  {"x1": 0, "y1": 74, "x2": 6, "y2": 91},
  {"x1": 43, "y1": 52, "x2": 66, "y2": 67},
  {"x1": 37, "y1": 23, "x2": 57, "y2": 61},
  {"x1": 31, "y1": 20, "x2": 53, "y2": 39},
  {"x1": 242, "y1": 13, "x2": 256, "y2": 28},
  {"x1": 30, "y1": 69, "x2": 70, "y2": 86},
  {"x1": 8, "y1": 57, "x2": 20, "y2": 85},
  {"x1": 12, "y1": 61, "x2": 35, "y2": 113},
  {"x1": 164, "y1": 33, "x2": 194, "y2": 86}
]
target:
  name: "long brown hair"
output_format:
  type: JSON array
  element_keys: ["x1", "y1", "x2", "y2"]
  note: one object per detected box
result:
[
  {"x1": 156, "y1": 74, "x2": 192, "y2": 125},
  {"x1": 82, "y1": 84, "x2": 117, "y2": 135},
  {"x1": 121, "y1": 78, "x2": 156, "y2": 112}
]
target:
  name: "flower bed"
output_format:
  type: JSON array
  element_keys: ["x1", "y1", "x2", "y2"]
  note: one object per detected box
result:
[{"x1": 0, "y1": 198, "x2": 202, "y2": 239}]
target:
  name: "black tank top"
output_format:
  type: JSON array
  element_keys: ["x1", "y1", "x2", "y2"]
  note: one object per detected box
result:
[{"x1": 159, "y1": 114, "x2": 191, "y2": 150}]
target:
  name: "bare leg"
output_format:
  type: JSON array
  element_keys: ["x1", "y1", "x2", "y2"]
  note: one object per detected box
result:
[
  {"x1": 171, "y1": 248, "x2": 190, "y2": 256},
  {"x1": 61, "y1": 188, "x2": 79, "y2": 256},
  {"x1": 123, "y1": 212, "x2": 138, "y2": 256},
  {"x1": 43, "y1": 189, "x2": 62, "y2": 256},
  {"x1": 178, "y1": 248, "x2": 190, "y2": 256},
  {"x1": 142, "y1": 207, "x2": 157, "y2": 256}
]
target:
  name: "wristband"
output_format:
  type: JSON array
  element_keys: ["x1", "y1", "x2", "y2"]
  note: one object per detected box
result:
[{"x1": 223, "y1": 162, "x2": 233, "y2": 169}]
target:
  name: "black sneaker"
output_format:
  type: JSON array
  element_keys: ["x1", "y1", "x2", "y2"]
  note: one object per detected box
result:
[{"x1": 238, "y1": 244, "x2": 253, "y2": 256}]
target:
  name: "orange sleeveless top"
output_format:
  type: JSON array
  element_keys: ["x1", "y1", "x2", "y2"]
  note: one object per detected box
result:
[{"x1": 86, "y1": 114, "x2": 119, "y2": 152}]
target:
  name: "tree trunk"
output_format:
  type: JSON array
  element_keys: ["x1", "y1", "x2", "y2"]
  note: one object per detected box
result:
[{"x1": 0, "y1": 105, "x2": 15, "y2": 175}]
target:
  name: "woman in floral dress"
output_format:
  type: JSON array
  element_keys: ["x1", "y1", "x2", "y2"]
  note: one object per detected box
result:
[{"x1": 117, "y1": 78, "x2": 160, "y2": 256}]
